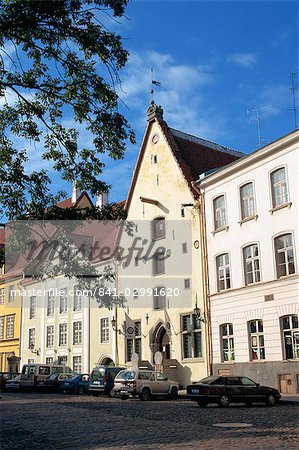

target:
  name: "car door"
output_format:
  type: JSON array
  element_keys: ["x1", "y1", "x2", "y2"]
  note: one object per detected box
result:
[
  {"x1": 155, "y1": 372, "x2": 169, "y2": 395},
  {"x1": 225, "y1": 377, "x2": 244, "y2": 403},
  {"x1": 240, "y1": 377, "x2": 264, "y2": 403}
]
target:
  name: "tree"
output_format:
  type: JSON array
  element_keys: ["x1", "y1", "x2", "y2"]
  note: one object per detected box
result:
[{"x1": 0, "y1": 0, "x2": 135, "y2": 221}]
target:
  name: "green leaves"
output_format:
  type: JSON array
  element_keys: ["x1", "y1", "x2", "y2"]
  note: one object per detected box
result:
[{"x1": 0, "y1": 0, "x2": 134, "y2": 220}]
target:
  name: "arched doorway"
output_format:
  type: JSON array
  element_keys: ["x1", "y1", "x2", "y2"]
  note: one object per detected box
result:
[
  {"x1": 98, "y1": 356, "x2": 114, "y2": 366},
  {"x1": 151, "y1": 322, "x2": 171, "y2": 361}
]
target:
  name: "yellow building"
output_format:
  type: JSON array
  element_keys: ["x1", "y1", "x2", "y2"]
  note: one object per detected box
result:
[{"x1": 0, "y1": 228, "x2": 22, "y2": 373}]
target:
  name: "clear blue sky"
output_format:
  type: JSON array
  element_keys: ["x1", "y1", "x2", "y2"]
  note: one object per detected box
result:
[
  {"x1": 101, "y1": 0, "x2": 298, "y2": 203},
  {"x1": 9, "y1": 0, "x2": 298, "y2": 205}
]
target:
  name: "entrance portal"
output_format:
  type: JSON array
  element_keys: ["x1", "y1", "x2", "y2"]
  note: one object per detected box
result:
[{"x1": 151, "y1": 322, "x2": 170, "y2": 361}]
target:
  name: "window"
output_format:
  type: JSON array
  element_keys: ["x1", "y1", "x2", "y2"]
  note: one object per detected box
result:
[
  {"x1": 28, "y1": 358, "x2": 35, "y2": 364},
  {"x1": 182, "y1": 242, "x2": 188, "y2": 254},
  {"x1": 73, "y1": 321, "x2": 82, "y2": 345},
  {"x1": 6, "y1": 315, "x2": 14, "y2": 338},
  {"x1": 58, "y1": 355, "x2": 67, "y2": 366},
  {"x1": 100, "y1": 318, "x2": 109, "y2": 343},
  {"x1": 46, "y1": 325, "x2": 54, "y2": 348},
  {"x1": 184, "y1": 279, "x2": 191, "y2": 290},
  {"x1": 153, "y1": 286, "x2": 166, "y2": 310},
  {"x1": 213, "y1": 195, "x2": 226, "y2": 230},
  {"x1": 243, "y1": 244, "x2": 261, "y2": 285},
  {"x1": 0, "y1": 317, "x2": 4, "y2": 339},
  {"x1": 46, "y1": 357, "x2": 53, "y2": 365},
  {"x1": 181, "y1": 314, "x2": 202, "y2": 359},
  {"x1": 59, "y1": 323, "x2": 67, "y2": 346},
  {"x1": 29, "y1": 296, "x2": 36, "y2": 319},
  {"x1": 221, "y1": 323, "x2": 235, "y2": 362},
  {"x1": 126, "y1": 321, "x2": 142, "y2": 362},
  {"x1": 8, "y1": 285, "x2": 15, "y2": 303},
  {"x1": 0, "y1": 288, "x2": 4, "y2": 304},
  {"x1": 28, "y1": 328, "x2": 35, "y2": 349},
  {"x1": 248, "y1": 320, "x2": 265, "y2": 360},
  {"x1": 281, "y1": 315, "x2": 299, "y2": 360},
  {"x1": 59, "y1": 288, "x2": 67, "y2": 314},
  {"x1": 240, "y1": 182, "x2": 255, "y2": 219},
  {"x1": 73, "y1": 356, "x2": 82, "y2": 373},
  {"x1": 275, "y1": 233, "x2": 295, "y2": 277},
  {"x1": 152, "y1": 217, "x2": 165, "y2": 240},
  {"x1": 151, "y1": 154, "x2": 158, "y2": 164},
  {"x1": 153, "y1": 249, "x2": 165, "y2": 275},
  {"x1": 270, "y1": 167, "x2": 289, "y2": 208},
  {"x1": 216, "y1": 253, "x2": 231, "y2": 291},
  {"x1": 47, "y1": 292, "x2": 55, "y2": 316},
  {"x1": 73, "y1": 286, "x2": 82, "y2": 311}
]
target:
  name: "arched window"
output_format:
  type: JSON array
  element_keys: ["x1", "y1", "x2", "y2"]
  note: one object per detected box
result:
[
  {"x1": 243, "y1": 244, "x2": 261, "y2": 285},
  {"x1": 270, "y1": 167, "x2": 289, "y2": 208},
  {"x1": 240, "y1": 182, "x2": 255, "y2": 219},
  {"x1": 248, "y1": 320, "x2": 265, "y2": 360},
  {"x1": 274, "y1": 233, "x2": 295, "y2": 278},
  {"x1": 220, "y1": 323, "x2": 235, "y2": 362},
  {"x1": 281, "y1": 315, "x2": 299, "y2": 360},
  {"x1": 213, "y1": 195, "x2": 227, "y2": 230},
  {"x1": 216, "y1": 253, "x2": 231, "y2": 291}
]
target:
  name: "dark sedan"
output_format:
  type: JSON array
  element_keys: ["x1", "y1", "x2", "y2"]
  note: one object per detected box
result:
[
  {"x1": 44, "y1": 372, "x2": 73, "y2": 392},
  {"x1": 187, "y1": 375, "x2": 281, "y2": 407}
]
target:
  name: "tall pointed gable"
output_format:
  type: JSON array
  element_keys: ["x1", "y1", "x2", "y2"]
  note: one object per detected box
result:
[{"x1": 126, "y1": 103, "x2": 244, "y2": 211}]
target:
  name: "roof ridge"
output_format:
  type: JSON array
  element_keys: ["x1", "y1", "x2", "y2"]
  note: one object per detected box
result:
[{"x1": 169, "y1": 127, "x2": 244, "y2": 157}]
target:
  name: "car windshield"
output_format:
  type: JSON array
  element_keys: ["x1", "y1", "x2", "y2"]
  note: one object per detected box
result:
[
  {"x1": 91, "y1": 368, "x2": 105, "y2": 381},
  {"x1": 65, "y1": 375, "x2": 81, "y2": 382},
  {"x1": 115, "y1": 370, "x2": 135, "y2": 381}
]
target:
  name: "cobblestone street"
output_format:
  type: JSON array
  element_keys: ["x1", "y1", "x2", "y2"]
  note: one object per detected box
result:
[{"x1": 1, "y1": 392, "x2": 299, "y2": 449}]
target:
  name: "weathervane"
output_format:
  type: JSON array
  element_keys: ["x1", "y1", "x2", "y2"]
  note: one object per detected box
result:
[{"x1": 150, "y1": 67, "x2": 161, "y2": 102}]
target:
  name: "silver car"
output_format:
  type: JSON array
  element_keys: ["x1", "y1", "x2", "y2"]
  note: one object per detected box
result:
[{"x1": 112, "y1": 369, "x2": 179, "y2": 401}]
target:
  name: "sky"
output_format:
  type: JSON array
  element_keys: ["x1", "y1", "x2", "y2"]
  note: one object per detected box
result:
[{"x1": 2, "y1": 0, "x2": 299, "y2": 206}]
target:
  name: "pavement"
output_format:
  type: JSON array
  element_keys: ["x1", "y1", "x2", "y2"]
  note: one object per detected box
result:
[{"x1": 1, "y1": 392, "x2": 299, "y2": 449}]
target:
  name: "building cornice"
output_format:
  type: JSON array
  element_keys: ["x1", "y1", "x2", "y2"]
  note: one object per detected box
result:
[{"x1": 198, "y1": 129, "x2": 299, "y2": 188}]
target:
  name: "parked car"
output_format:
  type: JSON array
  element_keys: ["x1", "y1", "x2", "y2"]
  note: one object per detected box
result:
[
  {"x1": 187, "y1": 375, "x2": 281, "y2": 407},
  {"x1": 4, "y1": 375, "x2": 21, "y2": 392},
  {"x1": 44, "y1": 372, "x2": 73, "y2": 392},
  {"x1": 88, "y1": 365, "x2": 126, "y2": 396},
  {"x1": 20, "y1": 364, "x2": 72, "y2": 389},
  {"x1": 112, "y1": 369, "x2": 179, "y2": 401},
  {"x1": 61, "y1": 374, "x2": 90, "y2": 394},
  {"x1": 0, "y1": 372, "x2": 19, "y2": 392}
]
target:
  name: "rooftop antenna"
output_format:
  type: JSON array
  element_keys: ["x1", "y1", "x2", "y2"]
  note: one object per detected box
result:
[
  {"x1": 247, "y1": 106, "x2": 266, "y2": 147},
  {"x1": 289, "y1": 73, "x2": 297, "y2": 129},
  {"x1": 150, "y1": 67, "x2": 161, "y2": 103}
]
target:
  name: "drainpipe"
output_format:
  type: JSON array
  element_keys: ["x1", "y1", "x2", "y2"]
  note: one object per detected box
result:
[{"x1": 191, "y1": 182, "x2": 212, "y2": 377}]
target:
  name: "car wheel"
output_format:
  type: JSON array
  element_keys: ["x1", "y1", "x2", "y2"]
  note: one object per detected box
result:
[
  {"x1": 197, "y1": 400, "x2": 208, "y2": 407},
  {"x1": 140, "y1": 388, "x2": 151, "y2": 401},
  {"x1": 169, "y1": 387, "x2": 178, "y2": 400},
  {"x1": 77, "y1": 386, "x2": 85, "y2": 395},
  {"x1": 218, "y1": 394, "x2": 230, "y2": 407},
  {"x1": 266, "y1": 394, "x2": 276, "y2": 406}
]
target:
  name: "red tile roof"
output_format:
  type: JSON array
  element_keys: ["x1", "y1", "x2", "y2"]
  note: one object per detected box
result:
[{"x1": 56, "y1": 191, "x2": 93, "y2": 208}]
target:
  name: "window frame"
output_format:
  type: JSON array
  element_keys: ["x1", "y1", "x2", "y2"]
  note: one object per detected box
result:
[
  {"x1": 73, "y1": 355, "x2": 82, "y2": 373},
  {"x1": 239, "y1": 181, "x2": 256, "y2": 220},
  {"x1": 270, "y1": 166, "x2": 289, "y2": 209},
  {"x1": 46, "y1": 324, "x2": 54, "y2": 348},
  {"x1": 220, "y1": 323, "x2": 235, "y2": 362},
  {"x1": 47, "y1": 292, "x2": 55, "y2": 316},
  {"x1": 242, "y1": 243, "x2": 261, "y2": 285},
  {"x1": 152, "y1": 217, "x2": 166, "y2": 241},
  {"x1": 248, "y1": 319, "x2": 265, "y2": 361},
  {"x1": 6, "y1": 314, "x2": 15, "y2": 339},
  {"x1": 274, "y1": 232, "x2": 296, "y2": 278},
  {"x1": 100, "y1": 317, "x2": 110, "y2": 343},
  {"x1": 0, "y1": 316, "x2": 4, "y2": 339},
  {"x1": 153, "y1": 286, "x2": 166, "y2": 310},
  {"x1": 29, "y1": 296, "x2": 36, "y2": 319},
  {"x1": 216, "y1": 252, "x2": 231, "y2": 292},
  {"x1": 59, "y1": 288, "x2": 68, "y2": 314},
  {"x1": 73, "y1": 321, "x2": 82, "y2": 345},
  {"x1": 28, "y1": 327, "x2": 35, "y2": 349},
  {"x1": 59, "y1": 322, "x2": 68, "y2": 346},
  {"x1": 280, "y1": 314, "x2": 299, "y2": 360},
  {"x1": 181, "y1": 313, "x2": 202, "y2": 360},
  {"x1": 213, "y1": 194, "x2": 227, "y2": 231}
]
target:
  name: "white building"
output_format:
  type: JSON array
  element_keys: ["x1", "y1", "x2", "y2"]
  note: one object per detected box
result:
[{"x1": 198, "y1": 129, "x2": 299, "y2": 394}]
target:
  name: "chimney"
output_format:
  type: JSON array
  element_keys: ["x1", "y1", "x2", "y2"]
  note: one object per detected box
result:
[
  {"x1": 72, "y1": 181, "x2": 81, "y2": 204},
  {"x1": 96, "y1": 191, "x2": 109, "y2": 208}
]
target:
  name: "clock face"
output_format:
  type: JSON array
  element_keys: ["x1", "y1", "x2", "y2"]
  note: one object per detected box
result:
[{"x1": 152, "y1": 133, "x2": 159, "y2": 144}]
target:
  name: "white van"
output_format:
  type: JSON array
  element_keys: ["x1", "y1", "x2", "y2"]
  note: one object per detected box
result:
[{"x1": 20, "y1": 364, "x2": 72, "y2": 389}]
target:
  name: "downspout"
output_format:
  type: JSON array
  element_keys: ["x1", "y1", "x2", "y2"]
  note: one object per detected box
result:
[{"x1": 192, "y1": 182, "x2": 212, "y2": 376}]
